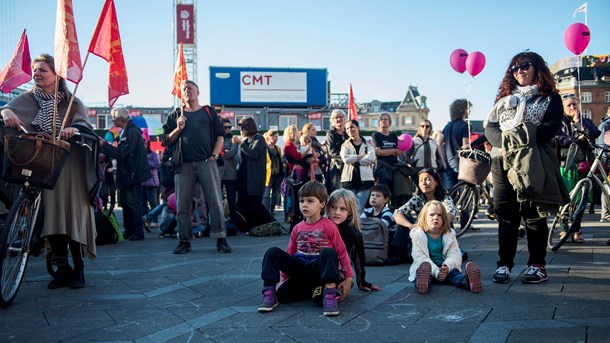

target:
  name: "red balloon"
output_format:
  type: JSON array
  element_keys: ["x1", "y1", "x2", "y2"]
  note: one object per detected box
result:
[
  {"x1": 564, "y1": 23, "x2": 591, "y2": 55},
  {"x1": 466, "y1": 51, "x2": 486, "y2": 77},
  {"x1": 450, "y1": 49, "x2": 469, "y2": 73}
]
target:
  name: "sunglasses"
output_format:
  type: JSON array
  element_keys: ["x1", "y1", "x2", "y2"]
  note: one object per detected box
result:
[
  {"x1": 224, "y1": 125, "x2": 232, "y2": 129},
  {"x1": 561, "y1": 93, "x2": 578, "y2": 100},
  {"x1": 420, "y1": 124, "x2": 431, "y2": 128},
  {"x1": 510, "y1": 62, "x2": 533, "y2": 73}
]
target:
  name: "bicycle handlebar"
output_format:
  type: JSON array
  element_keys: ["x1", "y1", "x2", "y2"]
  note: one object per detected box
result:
[{"x1": 573, "y1": 129, "x2": 610, "y2": 153}]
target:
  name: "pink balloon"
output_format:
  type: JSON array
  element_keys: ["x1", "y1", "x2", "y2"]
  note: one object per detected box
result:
[
  {"x1": 466, "y1": 51, "x2": 486, "y2": 77},
  {"x1": 168, "y1": 193, "x2": 177, "y2": 212},
  {"x1": 450, "y1": 49, "x2": 469, "y2": 73},
  {"x1": 564, "y1": 23, "x2": 591, "y2": 55},
  {"x1": 397, "y1": 133, "x2": 413, "y2": 152}
]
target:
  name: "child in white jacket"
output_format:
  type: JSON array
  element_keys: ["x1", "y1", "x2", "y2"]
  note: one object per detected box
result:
[{"x1": 409, "y1": 200, "x2": 482, "y2": 294}]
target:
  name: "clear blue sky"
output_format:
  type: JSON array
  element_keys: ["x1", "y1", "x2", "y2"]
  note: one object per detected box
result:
[{"x1": 1, "y1": 0, "x2": 609, "y2": 127}]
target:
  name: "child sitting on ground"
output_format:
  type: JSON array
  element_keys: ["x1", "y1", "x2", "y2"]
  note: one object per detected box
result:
[
  {"x1": 410, "y1": 200, "x2": 482, "y2": 294},
  {"x1": 361, "y1": 183, "x2": 396, "y2": 229},
  {"x1": 328, "y1": 189, "x2": 381, "y2": 292},
  {"x1": 258, "y1": 180, "x2": 353, "y2": 316}
]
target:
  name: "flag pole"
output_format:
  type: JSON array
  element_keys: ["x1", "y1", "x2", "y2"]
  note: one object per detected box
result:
[
  {"x1": 53, "y1": 74, "x2": 60, "y2": 142},
  {"x1": 61, "y1": 51, "x2": 90, "y2": 131}
]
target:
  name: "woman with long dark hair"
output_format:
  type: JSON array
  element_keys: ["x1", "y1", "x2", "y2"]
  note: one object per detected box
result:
[{"x1": 486, "y1": 51, "x2": 568, "y2": 284}]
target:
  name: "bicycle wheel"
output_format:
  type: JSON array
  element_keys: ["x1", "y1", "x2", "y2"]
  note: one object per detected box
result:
[
  {"x1": 0, "y1": 192, "x2": 38, "y2": 308},
  {"x1": 548, "y1": 182, "x2": 589, "y2": 251},
  {"x1": 449, "y1": 181, "x2": 478, "y2": 238}
]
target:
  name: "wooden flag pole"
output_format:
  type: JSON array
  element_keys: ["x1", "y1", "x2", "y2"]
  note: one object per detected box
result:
[
  {"x1": 53, "y1": 74, "x2": 60, "y2": 143},
  {"x1": 61, "y1": 52, "x2": 90, "y2": 132}
]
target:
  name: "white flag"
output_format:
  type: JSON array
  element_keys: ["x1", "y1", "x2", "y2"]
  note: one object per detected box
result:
[{"x1": 573, "y1": 2, "x2": 587, "y2": 17}]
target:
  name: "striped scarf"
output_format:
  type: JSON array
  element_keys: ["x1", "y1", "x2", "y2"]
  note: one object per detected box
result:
[{"x1": 31, "y1": 88, "x2": 65, "y2": 135}]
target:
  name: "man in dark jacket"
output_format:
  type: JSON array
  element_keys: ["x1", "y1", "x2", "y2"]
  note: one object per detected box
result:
[
  {"x1": 325, "y1": 109, "x2": 348, "y2": 193},
  {"x1": 101, "y1": 107, "x2": 151, "y2": 241}
]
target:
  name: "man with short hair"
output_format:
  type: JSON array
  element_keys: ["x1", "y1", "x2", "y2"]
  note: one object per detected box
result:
[
  {"x1": 162, "y1": 80, "x2": 231, "y2": 254},
  {"x1": 101, "y1": 107, "x2": 151, "y2": 241},
  {"x1": 438, "y1": 99, "x2": 471, "y2": 191}
]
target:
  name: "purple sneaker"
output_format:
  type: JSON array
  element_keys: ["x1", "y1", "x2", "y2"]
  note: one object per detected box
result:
[
  {"x1": 258, "y1": 286, "x2": 278, "y2": 312},
  {"x1": 322, "y1": 287, "x2": 339, "y2": 316}
]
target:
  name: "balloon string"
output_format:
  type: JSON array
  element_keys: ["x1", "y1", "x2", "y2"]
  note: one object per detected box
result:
[
  {"x1": 577, "y1": 55, "x2": 583, "y2": 131},
  {"x1": 464, "y1": 77, "x2": 473, "y2": 150}
]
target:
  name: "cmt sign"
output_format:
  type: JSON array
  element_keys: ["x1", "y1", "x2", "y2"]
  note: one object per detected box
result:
[{"x1": 240, "y1": 71, "x2": 307, "y2": 103}]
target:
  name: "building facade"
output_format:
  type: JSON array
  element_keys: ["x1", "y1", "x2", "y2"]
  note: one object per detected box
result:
[
  {"x1": 358, "y1": 86, "x2": 430, "y2": 132},
  {"x1": 551, "y1": 54, "x2": 610, "y2": 125}
]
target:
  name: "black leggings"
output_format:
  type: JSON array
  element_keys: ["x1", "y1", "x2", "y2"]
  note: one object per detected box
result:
[
  {"x1": 260, "y1": 247, "x2": 341, "y2": 304},
  {"x1": 47, "y1": 234, "x2": 84, "y2": 271}
]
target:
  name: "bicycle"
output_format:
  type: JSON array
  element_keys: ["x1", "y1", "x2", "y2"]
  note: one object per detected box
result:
[
  {"x1": 0, "y1": 131, "x2": 94, "y2": 308},
  {"x1": 449, "y1": 179, "x2": 494, "y2": 238},
  {"x1": 547, "y1": 133, "x2": 610, "y2": 252}
]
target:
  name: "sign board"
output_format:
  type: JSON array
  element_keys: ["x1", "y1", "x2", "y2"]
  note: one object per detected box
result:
[
  {"x1": 176, "y1": 5, "x2": 195, "y2": 44},
  {"x1": 210, "y1": 66, "x2": 328, "y2": 107}
]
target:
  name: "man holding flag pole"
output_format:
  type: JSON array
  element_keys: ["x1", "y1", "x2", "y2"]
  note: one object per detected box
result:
[{"x1": 162, "y1": 43, "x2": 231, "y2": 254}]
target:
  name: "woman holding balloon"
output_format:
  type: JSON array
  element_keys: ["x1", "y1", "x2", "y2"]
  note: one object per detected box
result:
[{"x1": 485, "y1": 51, "x2": 567, "y2": 285}]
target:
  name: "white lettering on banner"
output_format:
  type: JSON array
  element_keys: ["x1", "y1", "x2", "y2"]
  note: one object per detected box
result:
[{"x1": 240, "y1": 72, "x2": 307, "y2": 103}]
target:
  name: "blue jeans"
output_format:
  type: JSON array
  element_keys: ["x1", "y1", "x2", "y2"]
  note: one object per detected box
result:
[
  {"x1": 175, "y1": 160, "x2": 226, "y2": 240},
  {"x1": 415, "y1": 268, "x2": 470, "y2": 291},
  {"x1": 347, "y1": 188, "x2": 371, "y2": 214},
  {"x1": 441, "y1": 168, "x2": 458, "y2": 192},
  {"x1": 145, "y1": 201, "x2": 166, "y2": 223}
]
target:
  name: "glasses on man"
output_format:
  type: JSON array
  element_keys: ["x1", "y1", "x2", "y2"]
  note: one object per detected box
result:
[
  {"x1": 420, "y1": 124, "x2": 431, "y2": 128},
  {"x1": 510, "y1": 61, "x2": 533, "y2": 73},
  {"x1": 561, "y1": 93, "x2": 578, "y2": 100},
  {"x1": 224, "y1": 125, "x2": 232, "y2": 129}
]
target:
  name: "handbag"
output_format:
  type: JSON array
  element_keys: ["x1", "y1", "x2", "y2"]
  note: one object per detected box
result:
[
  {"x1": 457, "y1": 149, "x2": 491, "y2": 185},
  {"x1": 2, "y1": 132, "x2": 70, "y2": 189}
]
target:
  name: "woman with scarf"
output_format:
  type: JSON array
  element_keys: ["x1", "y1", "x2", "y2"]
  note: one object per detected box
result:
[
  {"x1": 0, "y1": 53, "x2": 96, "y2": 289},
  {"x1": 485, "y1": 51, "x2": 565, "y2": 285}
]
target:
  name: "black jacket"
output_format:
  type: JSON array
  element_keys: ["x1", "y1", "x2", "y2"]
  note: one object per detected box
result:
[{"x1": 102, "y1": 120, "x2": 151, "y2": 188}]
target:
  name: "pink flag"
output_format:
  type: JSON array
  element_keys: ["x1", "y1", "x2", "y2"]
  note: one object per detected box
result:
[
  {"x1": 0, "y1": 30, "x2": 32, "y2": 93},
  {"x1": 348, "y1": 84, "x2": 358, "y2": 121},
  {"x1": 54, "y1": 0, "x2": 83, "y2": 84}
]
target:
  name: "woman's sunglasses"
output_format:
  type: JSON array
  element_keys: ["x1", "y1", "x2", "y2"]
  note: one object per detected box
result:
[
  {"x1": 224, "y1": 125, "x2": 232, "y2": 129},
  {"x1": 510, "y1": 62, "x2": 533, "y2": 73},
  {"x1": 420, "y1": 124, "x2": 431, "y2": 128}
]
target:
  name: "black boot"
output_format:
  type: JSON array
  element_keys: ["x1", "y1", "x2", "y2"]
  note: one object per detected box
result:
[
  {"x1": 48, "y1": 256, "x2": 72, "y2": 289},
  {"x1": 216, "y1": 238, "x2": 232, "y2": 253},
  {"x1": 70, "y1": 269, "x2": 85, "y2": 289}
]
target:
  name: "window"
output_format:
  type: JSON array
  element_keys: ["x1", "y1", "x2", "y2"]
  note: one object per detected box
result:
[
  {"x1": 404, "y1": 116, "x2": 413, "y2": 126},
  {"x1": 279, "y1": 115, "x2": 298, "y2": 130},
  {"x1": 97, "y1": 114, "x2": 112, "y2": 129},
  {"x1": 582, "y1": 109, "x2": 592, "y2": 119},
  {"x1": 322, "y1": 116, "x2": 330, "y2": 131},
  {"x1": 580, "y1": 92, "x2": 592, "y2": 103},
  {"x1": 371, "y1": 119, "x2": 378, "y2": 128},
  {"x1": 605, "y1": 91, "x2": 610, "y2": 102}
]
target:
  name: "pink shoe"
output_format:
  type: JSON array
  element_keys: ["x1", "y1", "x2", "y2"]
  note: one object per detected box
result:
[
  {"x1": 466, "y1": 262, "x2": 482, "y2": 293},
  {"x1": 416, "y1": 262, "x2": 431, "y2": 294}
]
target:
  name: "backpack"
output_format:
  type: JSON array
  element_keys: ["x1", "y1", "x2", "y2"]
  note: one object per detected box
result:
[
  {"x1": 95, "y1": 211, "x2": 120, "y2": 245},
  {"x1": 360, "y1": 217, "x2": 389, "y2": 265}
]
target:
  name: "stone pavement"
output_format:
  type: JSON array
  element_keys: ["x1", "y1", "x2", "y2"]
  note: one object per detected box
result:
[{"x1": 1, "y1": 208, "x2": 609, "y2": 343}]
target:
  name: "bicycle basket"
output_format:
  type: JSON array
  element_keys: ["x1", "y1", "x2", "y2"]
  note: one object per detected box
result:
[
  {"x1": 2, "y1": 133, "x2": 70, "y2": 189},
  {"x1": 457, "y1": 149, "x2": 491, "y2": 185}
]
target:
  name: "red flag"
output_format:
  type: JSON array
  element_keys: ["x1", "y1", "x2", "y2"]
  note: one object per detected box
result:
[
  {"x1": 0, "y1": 30, "x2": 32, "y2": 93},
  {"x1": 54, "y1": 0, "x2": 83, "y2": 84},
  {"x1": 172, "y1": 43, "x2": 188, "y2": 99},
  {"x1": 348, "y1": 84, "x2": 358, "y2": 121},
  {"x1": 88, "y1": 0, "x2": 129, "y2": 107}
]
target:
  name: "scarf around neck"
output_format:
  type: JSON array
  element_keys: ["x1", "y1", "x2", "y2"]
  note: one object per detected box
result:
[
  {"x1": 31, "y1": 87, "x2": 65, "y2": 135},
  {"x1": 487, "y1": 85, "x2": 549, "y2": 131}
]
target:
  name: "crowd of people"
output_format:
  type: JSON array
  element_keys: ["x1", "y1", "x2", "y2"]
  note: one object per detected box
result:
[{"x1": 2, "y1": 51, "x2": 610, "y2": 317}]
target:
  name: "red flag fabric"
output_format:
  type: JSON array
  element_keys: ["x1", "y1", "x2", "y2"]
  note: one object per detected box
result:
[
  {"x1": 172, "y1": 43, "x2": 188, "y2": 99},
  {"x1": 88, "y1": 0, "x2": 129, "y2": 107},
  {"x1": 0, "y1": 30, "x2": 32, "y2": 93},
  {"x1": 348, "y1": 84, "x2": 358, "y2": 121},
  {"x1": 54, "y1": 0, "x2": 83, "y2": 84}
]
